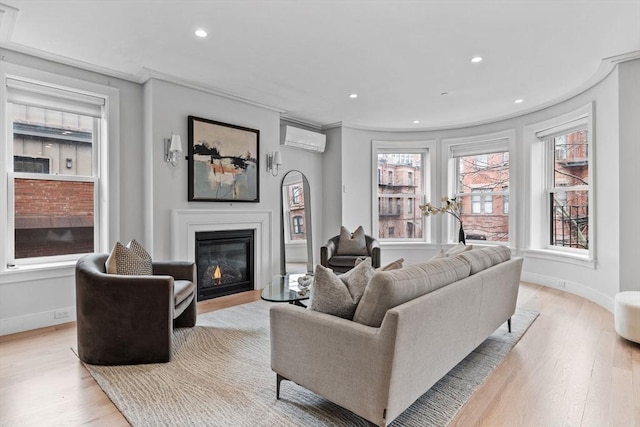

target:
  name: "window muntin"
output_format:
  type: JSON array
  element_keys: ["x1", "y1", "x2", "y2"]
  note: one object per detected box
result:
[
  {"x1": 292, "y1": 215, "x2": 304, "y2": 235},
  {"x1": 454, "y1": 152, "x2": 509, "y2": 242},
  {"x1": 376, "y1": 152, "x2": 425, "y2": 240},
  {"x1": 548, "y1": 129, "x2": 589, "y2": 250},
  {"x1": 9, "y1": 102, "x2": 100, "y2": 262}
]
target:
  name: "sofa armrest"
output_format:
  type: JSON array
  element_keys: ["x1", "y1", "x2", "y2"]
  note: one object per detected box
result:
[
  {"x1": 270, "y1": 304, "x2": 397, "y2": 425},
  {"x1": 368, "y1": 239, "x2": 381, "y2": 268},
  {"x1": 153, "y1": 261, "x2": 196, "y2": 282}
]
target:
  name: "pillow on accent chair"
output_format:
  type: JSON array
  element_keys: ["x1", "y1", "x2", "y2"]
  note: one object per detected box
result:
[
  {"x1": 308, "y1": 258, "x2": 376, "y2": 319},
  {"x1": 126, "y1": 239, "x2": 152, "y2": 263},
  {"x1": 105, "y1": 241, "x2": 153, "y2": 275},
  {"x1": 336, "y1": 225, "x2": 369, "y2": 256}
]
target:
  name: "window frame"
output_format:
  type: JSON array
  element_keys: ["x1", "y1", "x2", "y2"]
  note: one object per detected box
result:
[
  {"x1": 442, "y1": 130, "x2": 515, "y2": 246},
  {"x1": 371, "y1": 140, "x2": 437, "y2": 243},
  {"x1": 523, "y1": 103, "x2": 595, "y2": 265},
  {"x1": 0, "y1": 64, "x2": 118, "y2": 272}
]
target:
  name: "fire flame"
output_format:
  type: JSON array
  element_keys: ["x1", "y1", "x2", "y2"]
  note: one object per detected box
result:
[{"x1": 213, "y1": 265, "x2": 221, "y2": 281}]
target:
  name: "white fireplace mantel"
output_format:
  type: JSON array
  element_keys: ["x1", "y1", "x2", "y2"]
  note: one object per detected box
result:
[{"x1": 171, "y1": 209, "x2": 273, "y2": 290}]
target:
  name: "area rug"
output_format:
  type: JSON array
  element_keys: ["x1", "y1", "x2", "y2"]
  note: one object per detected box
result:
[{"x1": 81, "y1": 301, "x2": 538, "y2": 427}]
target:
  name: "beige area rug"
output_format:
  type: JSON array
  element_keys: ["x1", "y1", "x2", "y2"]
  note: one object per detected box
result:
[{"x1": 82, "y1": 301, "x2": 538, "y2": 426}]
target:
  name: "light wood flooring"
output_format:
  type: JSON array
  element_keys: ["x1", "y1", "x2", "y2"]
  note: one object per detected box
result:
[{"x1": 0, "y1": 283, "x2": 638, "y2": 426}]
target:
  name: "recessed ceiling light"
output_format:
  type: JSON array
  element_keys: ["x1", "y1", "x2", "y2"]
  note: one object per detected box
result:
[
  {"x1": 470, "y1": 56, "x2": 483, "y2": 63},
  {"x1": 349, "y1": 93, "x2": 358, "y2": 99},
  {"x1": 413, "y1": 120, "x2": 420, "y2": 124},
  {"x1": 514, "y1": 99, "x2": 524, "y2": 104},
  {"x1": 195, "y1": 29, "x2": 208, "y2": 38}
]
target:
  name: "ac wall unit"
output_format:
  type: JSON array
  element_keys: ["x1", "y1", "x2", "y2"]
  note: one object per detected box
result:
[{"x1": 281, "y1": 125, "x2": 326, "y2": 153}]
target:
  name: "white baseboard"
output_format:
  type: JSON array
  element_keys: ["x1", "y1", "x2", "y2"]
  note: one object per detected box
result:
[
  {"x1": 0, "y1": 306, "x2": 76, "y2": 336},
  {"x1": 521, "y1": 272, "x2": 614, "y2": 313}
]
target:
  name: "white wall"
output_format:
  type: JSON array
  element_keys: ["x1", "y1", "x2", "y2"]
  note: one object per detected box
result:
[
  {"x1": 331, "y1": 59, "x2": 639, "y2": 311},
  {"x1": 618, "y1": 60, "x2": 640, "y2": 292}
]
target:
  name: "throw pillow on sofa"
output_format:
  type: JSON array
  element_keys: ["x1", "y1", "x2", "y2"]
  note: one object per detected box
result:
[
  {"x1": 356, "y1": 257, "x2": 404, "y2": 271},
  {"x1": 336, "y1": 225, "x2": 369, "y2": 256},
  {"x1": 309, "y1": 258, "x2": 375, "y2": 319},
  {"x1": 430, "y1": 243, "x2": 473, "y2": 260},
  {"x1": 105, "y1": 240, "x2": 153, "y2": 275}
]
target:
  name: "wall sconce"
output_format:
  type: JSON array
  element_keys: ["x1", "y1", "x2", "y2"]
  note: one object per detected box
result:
[
  {"x1": 266, "y1": 151, "x2": 282, "y2": 176},
  {"x1": 164, "y1": 133, "x2": 183, "y2": 167},
  {"x1": 65, "y1": 158, "x2": 73, "y2": 169}
]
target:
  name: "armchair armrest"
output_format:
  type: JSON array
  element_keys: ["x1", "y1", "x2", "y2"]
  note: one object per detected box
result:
[
  {"x1": 270, "y1": 304, "x2": 398, "y2": 424},
  {"x1": 320, "y1": 237, "x2": 338, "y2": 267},
  {"x1": 75, "y1": 266, "x2": 175, "y2": 364},
  {"x1": 153, "y1": 261, "x2": 196, "y2": 282},
  {"x1": 367, "y1": 236, "x2": 381, "y2": 268}
]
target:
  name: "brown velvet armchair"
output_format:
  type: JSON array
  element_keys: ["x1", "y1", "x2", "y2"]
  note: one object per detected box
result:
[
  {"x1": 320, "y1": 234, "x2": 381, "y2": 274},
  {"x1": 75, "y1": 253, "x2": 197, "y2": 365}
]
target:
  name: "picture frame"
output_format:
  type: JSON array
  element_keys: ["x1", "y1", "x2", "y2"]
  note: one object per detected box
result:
[{"x1": 188, "y1": 116, "x2": 260, "y2": 202}]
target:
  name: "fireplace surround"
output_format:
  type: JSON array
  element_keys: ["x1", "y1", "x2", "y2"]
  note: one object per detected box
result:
[{"x1": 170, "y1": 209, "x2": 273, "y2": 295}]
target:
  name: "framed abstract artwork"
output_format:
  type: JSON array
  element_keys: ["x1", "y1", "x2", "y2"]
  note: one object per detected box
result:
[{"x1": 188, "y1": 116, "x2": 260, "y2": 202}]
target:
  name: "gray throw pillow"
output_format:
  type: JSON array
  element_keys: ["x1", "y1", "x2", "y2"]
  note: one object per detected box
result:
[
  {"x1": 336, "y1": 225, "x2": 369, "y2": 256},
  {"x1": 308, "y1": 258, "x2": 375, "y2": 319},
  {"x1": 105, "y1": 241, "x2": 153, "y2": 275}
]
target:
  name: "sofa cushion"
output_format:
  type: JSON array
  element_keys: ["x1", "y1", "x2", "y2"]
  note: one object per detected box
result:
[
  {"x1": 353, "y1": 256, "x2": 471, "y2": 327},
  {"x1": 328, "y1": 255, "x2": 366, "y2": 268},
  {"x1": 457, "y1": 246, "x2": 511, "y2": 274},
  {"x1": 105, "y1": 241, "x2": 153, "y2": 275},
  {"x1": 309, "y1": 259, "x2": 375, "y2": 319},
  {"x1": 174, "y1": 280, "x2": 195, "y2": 306},
  {"x1": 336, "y1": 226, "x2": 369, "y2": 256}
]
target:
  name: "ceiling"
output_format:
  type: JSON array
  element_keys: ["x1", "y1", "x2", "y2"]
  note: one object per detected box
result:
[{"x1": 1, "y1": 0, "x2": 639, "y2": 130}]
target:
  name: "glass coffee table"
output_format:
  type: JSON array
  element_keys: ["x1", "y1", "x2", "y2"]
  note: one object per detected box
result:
[{"x1": 261, "y1": 273, "x2": 311, "y2": 307}]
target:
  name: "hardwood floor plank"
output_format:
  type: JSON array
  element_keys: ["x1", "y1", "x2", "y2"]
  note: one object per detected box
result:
[{"x1": 1, "y1": 285, "x2": 639, "y2": 426}]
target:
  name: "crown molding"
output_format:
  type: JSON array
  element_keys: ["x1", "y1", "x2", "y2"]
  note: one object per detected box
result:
[
  {"x1": 279, "y1": 115, "x2": 323, "y2": 131},
  {"x1": 0, "y1": 43, "x2": 140, "y2": 83},
  {"x1": 137, "y1": 67, "x2": 287, "y2": 114}
]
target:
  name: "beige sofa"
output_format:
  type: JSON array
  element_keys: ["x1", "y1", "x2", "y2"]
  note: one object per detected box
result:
[{"x1": 270, "y1": 246, "x2": 523, "y2": 426}]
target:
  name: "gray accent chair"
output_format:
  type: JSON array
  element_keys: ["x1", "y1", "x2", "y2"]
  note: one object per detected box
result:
[
  {"x1": 75, "y1": 253, "x2": 197, "y2": 365},
  {"x1": 320, "y1": 234, "x2": 380, "y2": 273}
]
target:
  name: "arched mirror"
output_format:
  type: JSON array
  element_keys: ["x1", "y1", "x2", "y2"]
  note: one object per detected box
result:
[{"x1": 280, "y1": 170, "x2": 313, "y2": 275}]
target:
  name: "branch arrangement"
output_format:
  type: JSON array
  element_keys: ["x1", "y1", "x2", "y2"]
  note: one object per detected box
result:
[{"x1": 419, "y1": 196, "x2": 462, "y2": 222}]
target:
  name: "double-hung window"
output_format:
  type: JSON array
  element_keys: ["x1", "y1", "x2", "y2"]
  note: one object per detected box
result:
[
  {"x1": 537, "y1": 120, "x2": 590, "y2": 251},
  {"x1": 5, "y1": 77, "x2": 106, "y2": 266},
  {"x1": 445, "y1": 131, "x2": 513, "y2": 243},
  {"x1": 524, "y1": 103, "x2": 594, "y2": 262},
  {"x1": 373, "y1": 140, "x2": 435, "y2": 242}
]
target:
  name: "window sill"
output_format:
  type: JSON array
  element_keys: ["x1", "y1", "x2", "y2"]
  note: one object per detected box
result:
[
  {"x1": 521, "y1": 249, "x2": 596, "y2": 269},
  {"x1": 380, "y1": 241, "x2": 440, "y2": 250},
  {"x1": 0, "y1": 261, "x2": 76, "y2": 284}
]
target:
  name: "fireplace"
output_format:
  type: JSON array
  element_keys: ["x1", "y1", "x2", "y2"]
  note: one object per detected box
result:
[{"x1": 195, "y1": 229, "x2": 255, "y2": 301}]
